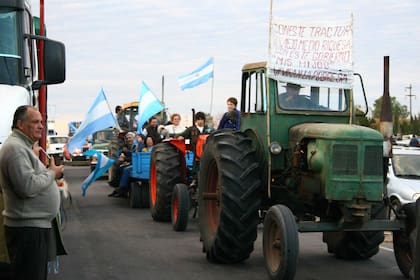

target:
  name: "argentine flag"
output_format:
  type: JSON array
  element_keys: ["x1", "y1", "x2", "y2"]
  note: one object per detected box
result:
[
  {"x1": 137, "y1": 81, "x2": 164, "y2": 133},
  {"x1": 67, "y1": 89, "x2": 117, "y2": 154},
  {"x1": 81, "y1": 150, "x2": 114, "y2": 196},
  {"x1": 177, "y1": 57, "x2": 214, "y2": 90}
]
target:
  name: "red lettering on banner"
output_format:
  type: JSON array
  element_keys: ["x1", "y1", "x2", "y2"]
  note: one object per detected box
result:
[
  {"x1": 273, "y1": 23, "x2": 306, "y2": 37},
  {"x1": 309, "y1": 25, "x2": 351, "y2": 38}
]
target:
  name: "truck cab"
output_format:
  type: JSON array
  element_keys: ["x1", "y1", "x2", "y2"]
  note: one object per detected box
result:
[{"x1": 0, "y1": 0, "x2": 65, "y2": 147}]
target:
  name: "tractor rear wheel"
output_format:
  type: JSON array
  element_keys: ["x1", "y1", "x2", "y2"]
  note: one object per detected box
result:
[
  {"x1": 263, "y1": 204, "x2": 299, "y2": 280},
  {"x1": 171, "y1": 183, "x2": 190, "y2": 232},
  {"x1": 323, "y1": 202, "x2": 386, "y2": 260},
  {"x1": 393, "y1": 202, "x2": 416, "y2": 278},
  {"x1": 198, "y1": 130, "x2": 261, "y2": 263},
  {"x1": 150, "y1": 143, "x2": 182, "y2": 221}
]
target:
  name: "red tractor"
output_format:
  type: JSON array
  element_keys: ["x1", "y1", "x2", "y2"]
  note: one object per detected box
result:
[{"x1": 149, "y1": 112, "x2": 209, "y2": 231}]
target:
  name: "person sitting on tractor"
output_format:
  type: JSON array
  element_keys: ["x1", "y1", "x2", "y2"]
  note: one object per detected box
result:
[
  {"x1": 142, "y1": 116, "x2": 162, "y2": 144},
  {"x1": 141, "y1": 136, "x2": 154, "y2": 152},
  {"x1": 162, "y1": 113, "x2": 186, "y2": 138},
  {"x1": 177, "y1": 112, "x2": 213, "y2": 141},
  {"x1": 217, "y1": 97, "x2": 240, "y2": 130},
  {"x1": 177, "y1": 111, "x2": 214, "y2": 185},
  {"x1": 279, "y1": 82, "x2": 329, "y2": 110},
  {"x1": 108, "y1": 132, "x2": 136, "y2": 197}
]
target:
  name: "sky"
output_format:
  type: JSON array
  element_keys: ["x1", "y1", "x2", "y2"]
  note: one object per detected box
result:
[{"x1": 31, "y1": 0, "x2": 420, "y2": 134}]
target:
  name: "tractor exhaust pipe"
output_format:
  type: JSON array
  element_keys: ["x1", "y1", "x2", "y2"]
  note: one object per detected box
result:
[{"x1": 379, "y1": 56, "x2": 393, "y2": 180}]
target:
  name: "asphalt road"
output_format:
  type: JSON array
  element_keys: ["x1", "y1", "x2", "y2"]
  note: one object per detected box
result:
[{"x1": 49, "y1": 166, "x2": 406, "y2": 280}]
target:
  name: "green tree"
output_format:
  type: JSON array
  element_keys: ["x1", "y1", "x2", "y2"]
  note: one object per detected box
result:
[
  {"x1": 372, "y1": 96, "x2": 409, "y2": 119},
  {"x1": 372, "y1": 96, "x2": 409, "y2": 134}
]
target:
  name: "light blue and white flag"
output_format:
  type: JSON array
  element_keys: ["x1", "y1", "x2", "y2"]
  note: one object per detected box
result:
[
  {"x1": 137, "y1": 81, "x2": 164, "y2": 133},
  {"x1": 177, "y1": 57, "x2": 214, "y2": 90},
  {"x1": 81, "y1": 150, "x2": 115, "y2": 196},
  {"x1": 67, "y1": 88, "x2": 117, "y2": 154}
]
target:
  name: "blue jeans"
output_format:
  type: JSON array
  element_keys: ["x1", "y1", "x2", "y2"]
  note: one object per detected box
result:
[{"x1": 118, "y1": 165, "x2": 132, "y2": 190}]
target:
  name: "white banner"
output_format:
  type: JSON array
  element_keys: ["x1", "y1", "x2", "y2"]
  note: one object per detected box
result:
[{"x1": 268, "y1": 18, "x2": 353, "y2": 89}]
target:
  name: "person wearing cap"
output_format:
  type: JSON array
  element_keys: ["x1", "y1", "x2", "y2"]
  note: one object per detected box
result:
[{"x1": 279, "y1": 82, "x2": 306, "y2": 109}]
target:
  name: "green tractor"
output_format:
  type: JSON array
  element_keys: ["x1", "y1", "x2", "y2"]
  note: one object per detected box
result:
[{"x1": 198, "y1": 61, "x2": 415, "y2": 279}]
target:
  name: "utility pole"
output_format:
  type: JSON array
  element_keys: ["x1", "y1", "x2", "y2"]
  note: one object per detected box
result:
[{"x1": 406, "y1": 84, "x2": 415, "y2": 122}]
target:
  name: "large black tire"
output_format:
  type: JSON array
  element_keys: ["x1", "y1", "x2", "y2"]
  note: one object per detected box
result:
[
  {"x1": 129, "y1": 181, "x2": 149, "y2": 209},
  {"x1": 171, "y1": 183, "x2": 190, "y2": 232},
  {"x1": 198, "y1": 130, "x2": 261, "y2": 263},
  {"x1": 150, "y1": 143, "x2": 182, "y2": 222},
  {"x1": 263, "y1": 205, "x2": 299, "y2": 280},
  {"x1": 393, "y1": 203, "x2": 416, "y2": 278},
  {"x1": 129, "y1": 181, "x2": 142, "y2": 208},
  {"x1": 323, "y1": 202, "x2": 386, "y2": 260},
  {"x1": 140, "y1": 181, "x2": 150, "y2": 208}
]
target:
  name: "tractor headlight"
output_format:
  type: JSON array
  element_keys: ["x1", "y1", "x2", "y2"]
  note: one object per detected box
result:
[{"x1": 269, "y1": 142, "x2": 282, "y2": 155}]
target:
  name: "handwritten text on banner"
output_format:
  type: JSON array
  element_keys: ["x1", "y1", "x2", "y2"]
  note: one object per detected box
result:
[{"x1": 268, "y1": 18, "x2": 353, "y2": 89}]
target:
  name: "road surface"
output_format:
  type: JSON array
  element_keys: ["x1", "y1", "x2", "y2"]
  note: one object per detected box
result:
[{"x1": 49, "y1": 166, "x2": 406, "y2": 280}]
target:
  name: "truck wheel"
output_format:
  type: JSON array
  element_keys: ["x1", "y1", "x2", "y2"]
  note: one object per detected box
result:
[
  {"x1": 150, "y1": 143, "x2": 182, "y2": 222},
  {"x1": 198, "y1": 130, "x2": 261, "y2": 263},
  {"x1": 129, "y1": 181, "x2": 142, "y2": 208},
  {"x1": 172, "y1": 183, "x2": 190, "y2": 232},
  {"x1": 323, "y1": 203, "x2": 385, "y2": 260},
  {"x1": 263, "y1": 205, "x2": 299, "y2": 280},
  {"x1": 393, "y1": 202, "x2": 416, "y2": 278}
]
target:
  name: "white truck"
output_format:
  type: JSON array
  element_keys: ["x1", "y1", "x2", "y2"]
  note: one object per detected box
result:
[
  {"x1": 0, "y1": 0, "x2": 65, "y2": 149},
  {"x1": 0, "y1": 0, "x2": 66, "y2": 269}
]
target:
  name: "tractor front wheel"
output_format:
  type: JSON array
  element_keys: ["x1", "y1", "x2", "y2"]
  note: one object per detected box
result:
[
  {"x1": 263, "y1": 204, "x2": 299, "y2": 280},
  {"x1": 198, "y1": 130, "x2": 261, "y2": 263},
  {"x1": 150, "y1": 143, "x2": 182, "y2": 221},
  {"x1": 171, "y1": 183, "x2": 190, "y2": 232}
]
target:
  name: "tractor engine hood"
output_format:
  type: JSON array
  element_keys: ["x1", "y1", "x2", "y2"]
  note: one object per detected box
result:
[{"x1": 289, "y1": 123, "x2": 383, "y2": 143}]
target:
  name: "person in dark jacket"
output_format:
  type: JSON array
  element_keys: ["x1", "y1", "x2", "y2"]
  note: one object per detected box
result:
[
  {"x1": 177, "y1": 112, "x2": 214, "y2": 142},
  {"x1": 217, "y1": 97, "x2": 240, "y2": 130},
  {"x1": 177, "y1": 112, "x2": 214, "y2": 180},
  {"x1": 144, "y1": 116, "x2": 162, "y2": 144},
  {"x1": 115, "y1": 105, "x2": 129, "y2": 131}
]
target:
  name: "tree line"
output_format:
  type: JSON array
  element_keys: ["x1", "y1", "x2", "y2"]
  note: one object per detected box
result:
[{"x1": 356, "y1": 96, "x2": 420, "y2": 137}]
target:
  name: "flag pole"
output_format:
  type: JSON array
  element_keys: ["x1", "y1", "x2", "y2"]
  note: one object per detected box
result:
[
  {"x1": 209, "y1": 57, "x2": 215, "y2": 115},
  {"x1": 103, "y1": 88, "x2": 121, "y2": 130},
  {"x1": 161, "y1": 75, "x2": 165, "y2": 122}
]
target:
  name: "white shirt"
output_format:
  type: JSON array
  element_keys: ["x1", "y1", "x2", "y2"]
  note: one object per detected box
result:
[{"x1": 164, "y1": 124, "x2": 186, "y2": 135}]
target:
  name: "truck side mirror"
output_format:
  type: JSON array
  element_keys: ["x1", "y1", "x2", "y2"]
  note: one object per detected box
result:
[
  {"x1": 43, "y1": 39, "x2": 66, "y2": 85},
  {"x1": 25, "y1": 34, "x2": 66, "y2": 90}
]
